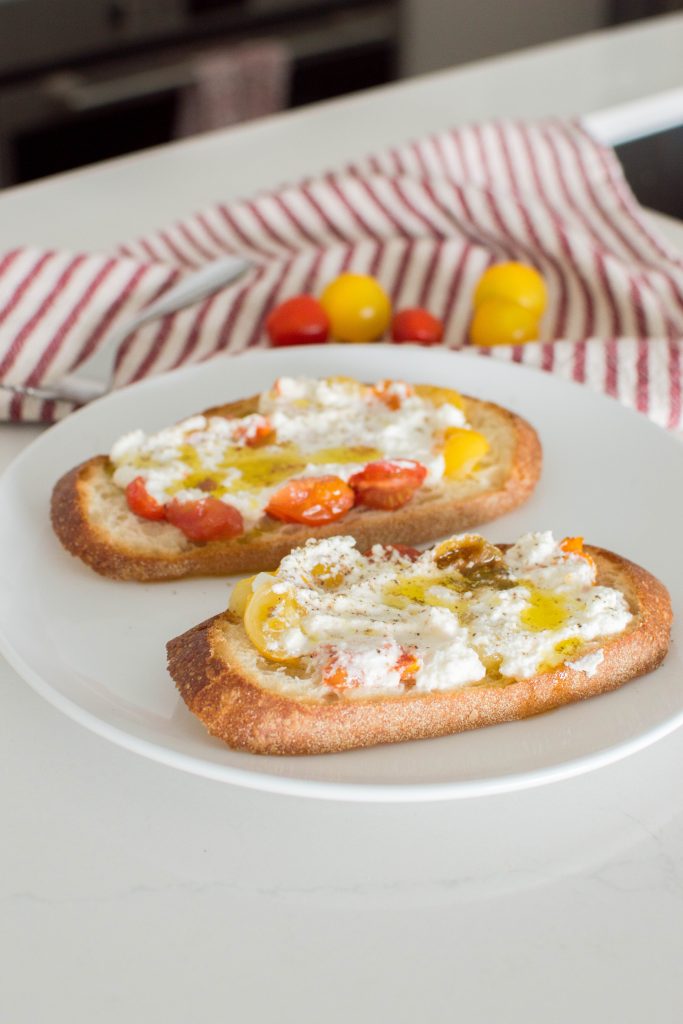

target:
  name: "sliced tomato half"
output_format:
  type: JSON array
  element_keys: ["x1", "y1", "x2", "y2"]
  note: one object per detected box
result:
[
  {"x1": 266, "y1": 476, "x2": 355, "y2": 525},
  {"x1": 125, "y1": 477, "x2": 166, "y2": 521},
  {"x1": 349, "y1": 460, "x2": 427, "y2": 510},
  {"x1": 166, "y1": 496, "x2": 244, "y2": 542}
]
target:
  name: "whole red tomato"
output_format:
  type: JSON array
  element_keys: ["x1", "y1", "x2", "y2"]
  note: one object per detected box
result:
[
  {"x1": 266, "y1": 295, "x2": 330, "y2": 347},
  {"x1": 391, "y1": 307, "x2": 444, "y2": 345}
]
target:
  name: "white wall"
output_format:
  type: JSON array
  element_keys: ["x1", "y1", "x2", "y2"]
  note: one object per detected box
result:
[{"x1": 401, "y1": 0, "x2": 610, "y2": 77}]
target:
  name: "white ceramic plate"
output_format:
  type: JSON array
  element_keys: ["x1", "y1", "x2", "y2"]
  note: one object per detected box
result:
[{"x1": 0, "y1": 344, "x2": 681, "y2": 801}]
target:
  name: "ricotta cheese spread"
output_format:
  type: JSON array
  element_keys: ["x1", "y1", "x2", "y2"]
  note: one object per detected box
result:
[
  {"x1": 242, "y1": 531, "x2": 632, "y2": 697},
  {"x1": 109, "y1": 376, "x2": 468, "y2": 529}
]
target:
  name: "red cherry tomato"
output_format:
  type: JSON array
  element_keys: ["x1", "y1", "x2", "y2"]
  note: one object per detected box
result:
[
  {"x1": 391, "y1": 308, "x2": 444, "y2": 345},
  {"x1": 266, "y1": 295, "x2": 330, "y2": 347},
  {"x1": 125, "y1": 477, "x2": 166, "y2": 521},
  {"x1": 349, "y1": 460, "x2": 427, "y2": 510},
  {"x1": 266, "y1": 476, "x2": 355, "y2": 525},
  {"x1": 166, "y1": 497, "x2": 244, "y2": 542}
]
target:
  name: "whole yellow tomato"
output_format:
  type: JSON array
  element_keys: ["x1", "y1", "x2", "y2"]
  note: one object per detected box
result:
[
  {"x1": 473, "y1": 262, "x2": 547, "y2": 318},
  {"x1": 320, "y1": 273, "x2": 391, "y2": 343},
  {"x1": 469, "y1": 298, "x2": 539, "y2": 346}
]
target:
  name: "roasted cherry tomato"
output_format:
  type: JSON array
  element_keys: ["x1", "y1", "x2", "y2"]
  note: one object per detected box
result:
[
  {"x1": 473, "y1": 262, "x2": 547, "y2": 318},
  {"x1": 243, "y1": 577, "x2": 301, "y2": 663},
  {"x1": 469, "y1": 298, "x2": 539, "y2": 346},
  {"x1": 166, "y1": 496, "x2": 244, "y2": 541},
  {"x1": 125, "y1": 476, "x2": 166, "y2": 521},
  {"x1": 391, "y1": 307, "x2": 444, "y2": 345},
  {"x1": 320, "y1": 273, "x2": 391, "y2": 343},
  {"x1": 349, "y1": 460, "x2": 427, "y2": 510},
  {"x1": 266, "y1": 476, "x2": 355, "y2": 525},
  {"x1": 266, "y1": 295, "x2": 329, "y2": 347},
  {"x1": 229, "y1": 575, "x2": 257, "y2": 617}
]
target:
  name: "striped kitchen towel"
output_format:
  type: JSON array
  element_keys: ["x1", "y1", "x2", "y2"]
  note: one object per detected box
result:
[{"x1": 1, "y1": 119, "x2": 681, "y2": 427}]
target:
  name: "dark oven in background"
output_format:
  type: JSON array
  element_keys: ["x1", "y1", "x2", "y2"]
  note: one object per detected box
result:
[{"x1": 0, "y1": 0, "x2": 401, "y2": 185}]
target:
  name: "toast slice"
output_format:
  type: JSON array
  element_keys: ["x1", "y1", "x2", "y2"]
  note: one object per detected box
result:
[
  {"x1": 167, "y1": 536, "x2": 672, "y2": 755},
  {"x1": 51, "y1": 384, "x2": 541, "y2": 581}
]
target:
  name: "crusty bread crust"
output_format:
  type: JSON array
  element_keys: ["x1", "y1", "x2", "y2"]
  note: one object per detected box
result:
[
  {"x1": 51, "y1": 391, "x2": 541, "y2": 581},
  {"x1": 166, "y1": 547, "x2": 672, "y2": 755}
]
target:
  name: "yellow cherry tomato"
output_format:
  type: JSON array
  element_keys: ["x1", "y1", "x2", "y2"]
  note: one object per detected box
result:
[
  {"x1": 443, "y1": 428, "x2": 490, "y2": 478},
  {"x1": 469, "y1": 298, "x2": 540, "y2": 347},
  {"x1": 229, "y1": 575, "x2": 256, "y2": 617},
  {"x1": 243, "y1": 577, "x2": 301, "y2": 663},
  {"x1": 473, "y1": 262, "x2": 547, "y2": 318},
  {"x1": 320, "y1": 273, "x2": 391, "y2": 343},
  {"x1": 414, "y1": 384, "x2": 465, "y2": 411}
]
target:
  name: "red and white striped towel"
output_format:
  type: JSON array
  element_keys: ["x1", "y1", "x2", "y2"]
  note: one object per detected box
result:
[{"x1": 1, "y1": 119, "x2": 682, "y2": 427}]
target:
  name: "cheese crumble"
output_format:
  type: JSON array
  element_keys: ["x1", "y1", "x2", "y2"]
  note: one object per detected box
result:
[{"x1": 242, "y1": 532, "x2": 632, "y2": 697}]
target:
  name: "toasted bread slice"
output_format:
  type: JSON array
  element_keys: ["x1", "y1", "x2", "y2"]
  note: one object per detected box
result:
[
  {"x1": 167, "y1": 546, "x2": 671, "y2": 755},
  {"x1": 51, "y1": 392, "x2": 541, "y2": 581}
]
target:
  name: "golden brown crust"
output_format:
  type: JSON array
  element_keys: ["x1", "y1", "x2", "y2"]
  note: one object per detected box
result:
[
  {"x1": 51, "y1": 457, "x2": 140, "y2": 580},
  {"x1": 167, "y1": 547, "x2": 672, "y2": 755},
  {"x1": 50, "y1": 391, "x2": 542, "y2": 581}
]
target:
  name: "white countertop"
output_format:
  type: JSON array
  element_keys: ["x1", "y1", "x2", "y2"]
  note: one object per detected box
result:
[{"x1": 2, "y1": 15, "x2": 683, "y2": 1023}]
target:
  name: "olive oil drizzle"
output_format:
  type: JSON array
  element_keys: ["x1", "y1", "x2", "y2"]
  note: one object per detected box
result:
[
  {"x1": 381, "y1": 564, "x2": 591, "y2": 682},
  {"x1": 383, "y1": 575, "x2": 467, "y2": 612},
  {"x1": 520, "y1": 586, "x2": 570, "y2": 632},
  {"x1": 130, "y1": 440, "x2": 384, "y2": 500}
]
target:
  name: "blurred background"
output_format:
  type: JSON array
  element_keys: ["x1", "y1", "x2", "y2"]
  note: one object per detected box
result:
[{"x1": 0, "y1": 0, "x2": 681, "y2": 213}]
